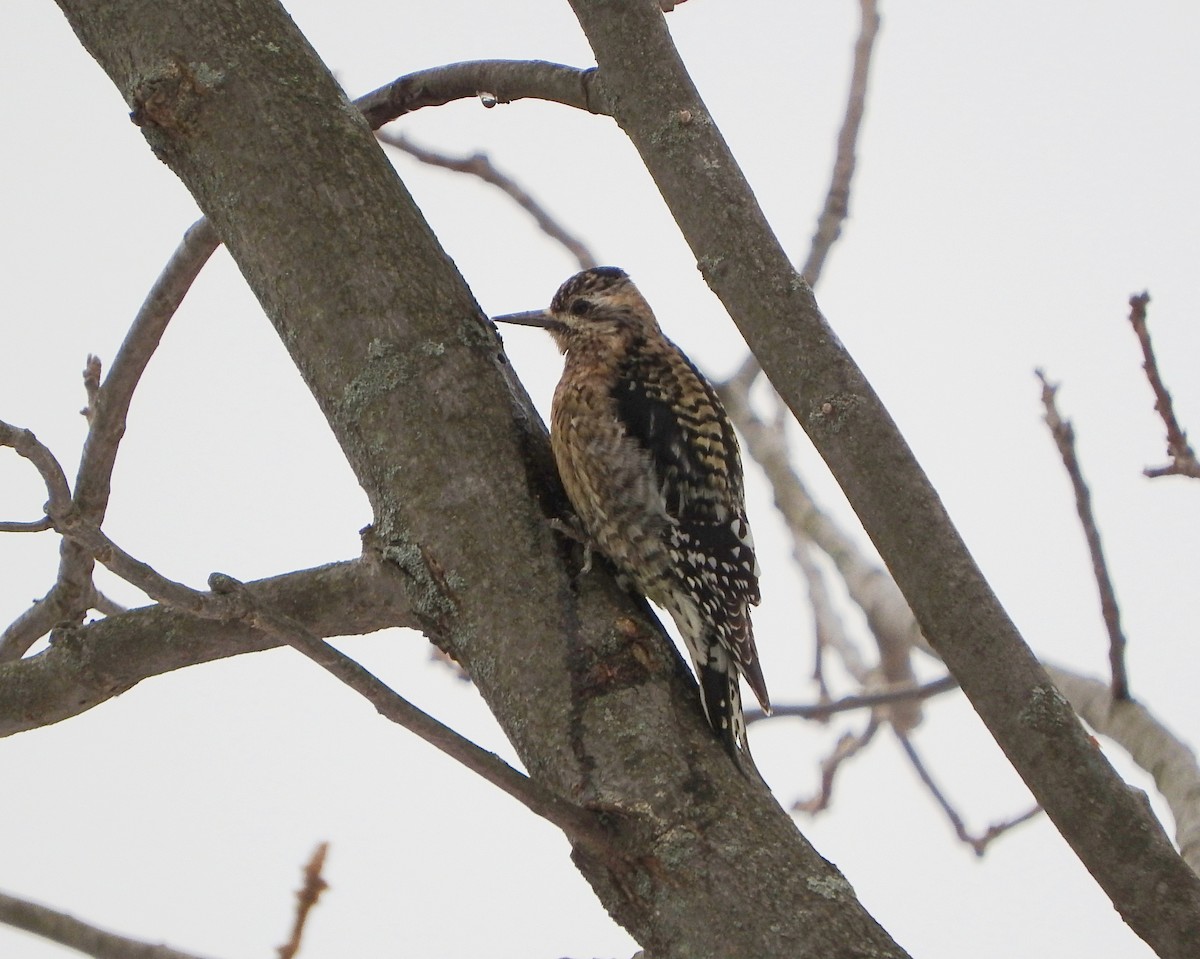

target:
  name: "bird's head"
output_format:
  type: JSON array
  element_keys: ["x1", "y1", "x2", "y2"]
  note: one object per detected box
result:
[{"x1": 493, "y1": 267, "x2": 659, "y2": 353}]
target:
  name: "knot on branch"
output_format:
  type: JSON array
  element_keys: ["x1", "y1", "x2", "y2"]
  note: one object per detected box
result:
[{"x1": 130, "y1": 58, "x2": 222, "y2": 137}]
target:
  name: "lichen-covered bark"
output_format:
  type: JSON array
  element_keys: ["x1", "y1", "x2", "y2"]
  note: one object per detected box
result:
[
  {"x1": 564, "y1": 0, "x2": 1200, "y2": 955},
  {"x1": 46, "y1": 0, "x2": 910, "y2": 955}
]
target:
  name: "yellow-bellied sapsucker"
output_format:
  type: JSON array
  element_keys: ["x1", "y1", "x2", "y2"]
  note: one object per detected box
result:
[{"x1": 494, "y1": 266, "x2": 769, "y2": 770}]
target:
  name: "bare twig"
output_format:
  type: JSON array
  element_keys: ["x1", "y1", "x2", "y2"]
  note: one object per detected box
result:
[
  {"x1": 747, "y1": 674, "x2": 958, "y2": 725},
  {"x1": 277, "y1": 843, "x2": 330, "y2": 959},
  {"x1": 0, "y1": 887, "x2": 219, "y2": 959},
  {"x1": 730, "y1": 0, "x2": 880, "y2": 385},
  {"x1": 895, "y1": 730, "x2": 1042, "y2": 856},
  {"x1": 795, "y1": 539, "x2": 836, "y2": 704},
  {"x1": 1036, "y1": 371, "x2": 1131, "y2": 702},
  {"x1": 1127, "y1": 292, "x2": 1200, "y2": 480},
  {"x1": 356, "y1": 60, "x2": 608, "y2": 130},
  {"x1": 0, "y1": 515, "x2": 54, "y2": 533},
  {"x1": 794, "y1": 716, "x2": 880, "y2": 814},
  {"x1": 799, "y1": 0, "x2": 880, "y2": 287},
  {"x1": 0, "y1": 421, "x2": 73, "y2": 514},
  {"x1": 81, "y1": 354, "x2": 102, "y2": 422},
  {"x1": 206, "y1": 574, "x2": 612, "y2": 857},
  {"x1": 0, "y1": 456, "x2": 612, "y2": 854},
  {"x1": 0, "y1": 219, "x2": 221, "y2": 660},
  {"x1": 378, "y1": 131, "x2": 598, "y2": 269}
]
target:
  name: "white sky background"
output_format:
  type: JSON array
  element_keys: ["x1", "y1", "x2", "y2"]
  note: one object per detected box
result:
[{"x1": 1, "y1": 1, "x2": 1198, "y2": 957}]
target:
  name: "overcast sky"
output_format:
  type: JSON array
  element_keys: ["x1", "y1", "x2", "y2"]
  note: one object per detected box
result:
[{"x1": 2, "y1": 2, "x2": 1198, "y2": 957}]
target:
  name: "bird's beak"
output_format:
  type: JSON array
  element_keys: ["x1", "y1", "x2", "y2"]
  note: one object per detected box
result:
[{"x1": 491, "y1": 309, "x2": 553, "y2": 328}]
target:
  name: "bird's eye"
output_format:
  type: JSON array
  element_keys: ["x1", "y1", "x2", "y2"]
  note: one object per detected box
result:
[{"x1": 571, "y1": 298, "x2": 592, "y2": 316}]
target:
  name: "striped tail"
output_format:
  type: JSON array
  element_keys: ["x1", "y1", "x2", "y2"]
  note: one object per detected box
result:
[{"x1": 697, "y1": 651, "x2": 763, "y2": 780}]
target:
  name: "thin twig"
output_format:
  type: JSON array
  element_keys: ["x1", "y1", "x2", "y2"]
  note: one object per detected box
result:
[
  {"x1": 0, "y1": 421, "x2": 73, "y2": 514},
  {"x1": 747, "y1": 674, "x2": 958, "y2": 725},
  {"x1": 796, "y1": 539, "x2": 835, "y2": 704},
  {"x1": 1036, "y1": 371, "x2": 1131, "y2": 702},
  {"x1": 0, "y1": 887, "x2": 219, "y2": 959},
  {"x1": 895, "y1": 730, "x2": 1042, "y2": 856},
  {"x1": 378, "y1": 131, "x2": 598, "y2": 269},
  {"x1": 207, "y1": 574, "x2": 612, "y2": 857},
  {"x1": 1127, "y1": 292, "x2": 1200, "y2": 480},
  {"x1": 793, "y1": 716, "x2": 880, "y2": 814},
  {"x1": 277, "y1": 842, "x2": 330, "y2": 959},
  {"x1": 730, "y1": 0, "x2": 880, "y2": 385},
  {"x1": 799, "y1": 0, "x2": 880, "y2": 287},
  {"x1": 0, "y1": 219, "x2": 221, "y2": 660},
  {"x1": 81, "y1": 354, "x2": 102, "y2": 422},
  {"x1": 0, "y1": 516, "x2": 54, "y2": 533},
  {"x1": 0, "y1": 446, "x2": 613, "y2": 855}
]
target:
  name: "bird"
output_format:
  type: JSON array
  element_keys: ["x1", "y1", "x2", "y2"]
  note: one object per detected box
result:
[{"x1": 493, "y1": 266, "x2": 769, "y2": 771}]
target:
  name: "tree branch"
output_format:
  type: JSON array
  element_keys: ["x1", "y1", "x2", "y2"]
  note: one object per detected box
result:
[
  {"x1": 731, "y1": 0, "x2": 880, "y2": 385},
  {"x1": 794, "y1": 716, "x2": 880, "y2": 815},
  {"x1": 1046, "y1": 664, "x2": 1200, "y2": 877},
  {"x1": 800, "y1": 0, "x2": 879, "y2": 288},
  {"x1": 0, "y1": 219, "x2": 221, "y2": 660},
  {"x1": 47, "y1": 1, "x2": 920, "y2": 951},
  {"x1": 276, "y1": 843, "x2": 329, "y2": 959},
  {"x1": 357, "y1": 60, "x2": 608, "y2": 129},
  {"x1": 565, "y1": 2, "x2": 1200, "y2": 951},
  {"x1": 206, "y1": 574, "x2": 613, "y2": 855},
  {"x1": 1127, "y1": 292, "x2": 1200, "y2": 480},
  {"x1": 378, "y1": 131, "x2": 598, "y2": 269},
  {"x1": 0, "y1": 888, "x2": 219, "y2": 959},
  {"x1": 3, "y1": 445, "x2": 614, "y2": 853},
  {"x1": 1036, "y1": 370, "x2": 1130, "y2": 702},
  {"x1": 895, "y1": 730, "x2": 1043, "y2": 856},
  {"x1": 0, "y1": 558, "x2": 408, "y2": 738},
  {"x1": 748, "y1": 675, "x2": 958, "y2": 724}
]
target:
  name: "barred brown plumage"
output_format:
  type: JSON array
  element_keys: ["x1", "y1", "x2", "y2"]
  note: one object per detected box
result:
[{"x1": 494, "y1": 266, "x2": 769, "y2": 772}]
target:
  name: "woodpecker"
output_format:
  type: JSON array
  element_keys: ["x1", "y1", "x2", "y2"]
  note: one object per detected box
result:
[{"x1": 494, "y1": 266, "x2": 769, "y2": 770}]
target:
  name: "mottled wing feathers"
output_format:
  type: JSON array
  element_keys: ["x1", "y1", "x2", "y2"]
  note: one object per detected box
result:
[
  {"x1": 612, "y1": 336, "x2": 743, "y2": 522},
  {"x1": 612, "y1": 336, "x2": 768, "y2": 712}
]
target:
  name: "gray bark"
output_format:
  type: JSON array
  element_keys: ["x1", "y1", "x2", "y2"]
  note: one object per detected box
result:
[
  {"x1": 564, "y1": 1, "x2": 1200, "y2": 955},
  {"x1": 43, "y1": 0, "x2": 910, "y2": 955}
]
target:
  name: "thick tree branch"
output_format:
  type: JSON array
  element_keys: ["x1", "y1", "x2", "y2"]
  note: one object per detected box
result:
[
  {"x1": 0, "y1": 558, "x2": 410, "y2": 737},
  {"x1": 4, "y1": 455, "x2": 611, "y2": 853},
  {"x1": 565, "y1": 0, "x2": 1200, "y2": 952},
  {"x1": 50, "y1": 3, "x2": 901, "y2": 955}
]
